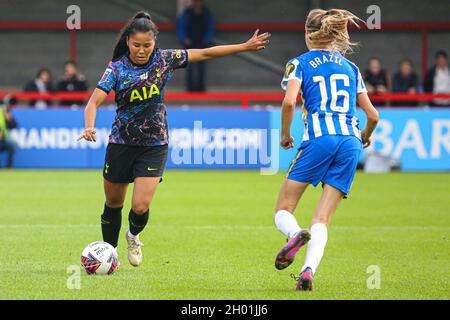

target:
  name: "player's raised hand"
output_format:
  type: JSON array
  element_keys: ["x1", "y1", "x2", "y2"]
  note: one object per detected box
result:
[
  {"x1": 280, "y1": 135, "x2": 294, "y2": 150},
  {"x1": 244, "y1": 29, "x2": 271, "y2": 51},
  {"x1": 77, "y1": 127, "x2": 97, "y2": 142}
]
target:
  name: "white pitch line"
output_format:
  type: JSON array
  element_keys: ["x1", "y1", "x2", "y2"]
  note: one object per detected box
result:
[
  {"x1": 0, "y1": 224, "x2": 448, "y2": 231},
  {"x1": 0, "y1": 224, "x2": 272, "y2": 229}
]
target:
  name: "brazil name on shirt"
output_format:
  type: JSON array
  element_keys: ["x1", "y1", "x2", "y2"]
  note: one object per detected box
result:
[
  {"x1": 97, "y1": 48, "x2": 188, "y2": 146},
  {"x1": 281, "y1": 49, "x2": 367, "y2": 142}
]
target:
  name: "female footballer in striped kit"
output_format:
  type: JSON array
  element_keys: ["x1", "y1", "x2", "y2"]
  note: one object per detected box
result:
[
  {"x1": 273, "y1": 9, "x2": 379, "y2": 290},
  {"x1": 78, "y1": 11, "x2": 270, "y2": 267}
]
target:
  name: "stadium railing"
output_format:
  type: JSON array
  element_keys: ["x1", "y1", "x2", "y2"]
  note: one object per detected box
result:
[
  {"x1": 1, "y1": 21, "x2": 449, "y2": 80},
  {"x1": 1, "y1": 91, "x2": 450, "y2": 108}
]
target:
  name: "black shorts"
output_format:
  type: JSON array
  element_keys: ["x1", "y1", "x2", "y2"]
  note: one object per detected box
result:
[{"x1": 103, "y1": 143, "x2": 168, "y2": 183}]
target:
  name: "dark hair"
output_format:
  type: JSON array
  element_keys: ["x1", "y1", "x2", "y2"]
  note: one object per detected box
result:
[
  {"x1": 64, "y1": 60, "x2": 77, "y2": 67},
  {"x1": 399, "y1": 58, "x2": 413, "y2": 67},
  {"x1": 435, "y1": 50, "x2": 448, "y2": 60},
  {"x1": 112, "y1": 11, "x2": 159, "y2": 61},
  {"x1": 36, "y1": 68, "x2": 51, "y2": 78}
]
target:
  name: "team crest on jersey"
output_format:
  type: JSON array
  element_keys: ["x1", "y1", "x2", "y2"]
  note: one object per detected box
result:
[
  {"x1": 140, "y1": 72, "x2": 149, "y2": 80},
  {"x1": 285, "y1": 63, "x2": 295, "y2": 78}
]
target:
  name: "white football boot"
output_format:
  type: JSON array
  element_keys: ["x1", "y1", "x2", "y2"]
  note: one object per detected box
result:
[{"x1": 126, "y1": 231, "x2": 144, "y2": 267}]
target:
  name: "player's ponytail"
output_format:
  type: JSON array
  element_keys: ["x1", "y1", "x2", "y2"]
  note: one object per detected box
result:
[
  {"x1": 305, "y1": 9, "x2": 362, "y2": 55},
  {"x1": 112, "y1": 11, "x2": 159, "y2": 61}
]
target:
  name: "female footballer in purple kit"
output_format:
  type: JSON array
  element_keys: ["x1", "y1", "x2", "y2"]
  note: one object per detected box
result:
[
  {"x1": 273, "y1": 9, "x2": 379, "y2": 291},
  {"x1": 77, "y1": 11, "x2": 270, "y2": 267}
]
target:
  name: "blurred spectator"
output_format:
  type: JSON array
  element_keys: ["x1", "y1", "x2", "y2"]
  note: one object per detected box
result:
[
  {"x1": 177, "y1": 0, "x2": 215, "y2": 91},
  {"x1": 57, "y1": 61, "x2": 88, "y2": 107},
  {"x1": 364, "y1": 57, "x2": 391, "y2": 95},
  {"x1": 0, "y1": 95, "x2": 18, "y2": 169},
  {"x1": 24, "y1": 68, "x2": 54, "y2": 109},
  {"x1": 177, "y1": 0, "x2": 192, "y2": 16},
  {"x1": 392, "y1": 59, "x2": 419, "y2": 106},
  {"x1": 424, "y1": 50, "x2": 450, "y2": 106}
]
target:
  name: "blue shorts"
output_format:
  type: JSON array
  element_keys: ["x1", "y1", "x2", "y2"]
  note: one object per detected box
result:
[{"x1": 286, "y1": 135, "x2": 362, "y2": 195}]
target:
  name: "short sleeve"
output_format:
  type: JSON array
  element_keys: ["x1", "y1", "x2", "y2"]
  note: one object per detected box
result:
[
  {"x1": 281, "y1": 59, "x2": 302, "y2": 91},
  {"x1": 162, "y1": 49, "x2": 189, "y2": 70},
  {"x1": 97, "y1": 62, "x2": 117, "y2": 94},
  {"x1": 357, "y1": 68, "x2": 367, "y2": 94}
]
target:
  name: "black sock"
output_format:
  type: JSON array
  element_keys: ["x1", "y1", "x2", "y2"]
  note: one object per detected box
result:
[
  {"x1": 128, "y1": 208, "x2": 149, "y2": 236},
  {"x1": 101, "y1": 204, "x2": 122, "y2": 247}
]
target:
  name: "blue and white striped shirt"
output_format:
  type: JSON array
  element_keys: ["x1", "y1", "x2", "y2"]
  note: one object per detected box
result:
[{"x1": 281, "y1": 49, "x2": 367, "y2": 142}]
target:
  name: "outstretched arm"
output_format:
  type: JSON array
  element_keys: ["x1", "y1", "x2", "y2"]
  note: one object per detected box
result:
[{"x1": 187, "y1": 30, "x2": 270, "y2": 63}]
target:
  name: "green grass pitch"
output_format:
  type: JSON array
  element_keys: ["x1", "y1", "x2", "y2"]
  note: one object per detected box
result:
[{"x1": 0, "y1": 170, "x2": 448, "y2": 300}]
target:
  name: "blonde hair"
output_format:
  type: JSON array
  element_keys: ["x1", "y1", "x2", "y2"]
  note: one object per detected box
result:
[{"x1": 305, "y1": 8, "x2": 363, "y2": 55}]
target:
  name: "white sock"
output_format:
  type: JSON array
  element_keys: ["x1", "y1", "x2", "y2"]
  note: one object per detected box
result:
[
  {"x1": 127, "y1": 230, "x2": 138, "y2": 239},
  {"x1": 274, "y1": 210, "x2": 301, "y2": 239},
  {"x1": 301, "y1": 223, "x2": 328, "y2": 274}
]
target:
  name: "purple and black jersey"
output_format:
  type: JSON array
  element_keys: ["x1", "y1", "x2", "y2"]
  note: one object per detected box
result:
[{"x1": 97, "y1": 48, "x2": 188, "y2": 146}]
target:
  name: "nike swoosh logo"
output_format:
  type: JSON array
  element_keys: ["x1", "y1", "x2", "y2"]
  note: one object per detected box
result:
[
  {"x1": 123, "y1": 80, "x2": 131, "y2": 84},
  {"x1": 147, "y1": 168, "x2": 158, "y2": 171}
]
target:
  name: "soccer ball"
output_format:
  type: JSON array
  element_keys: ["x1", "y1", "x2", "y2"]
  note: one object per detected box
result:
[{"x1": 81, "y1": 241, "x2": 118, "y2": 275}]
